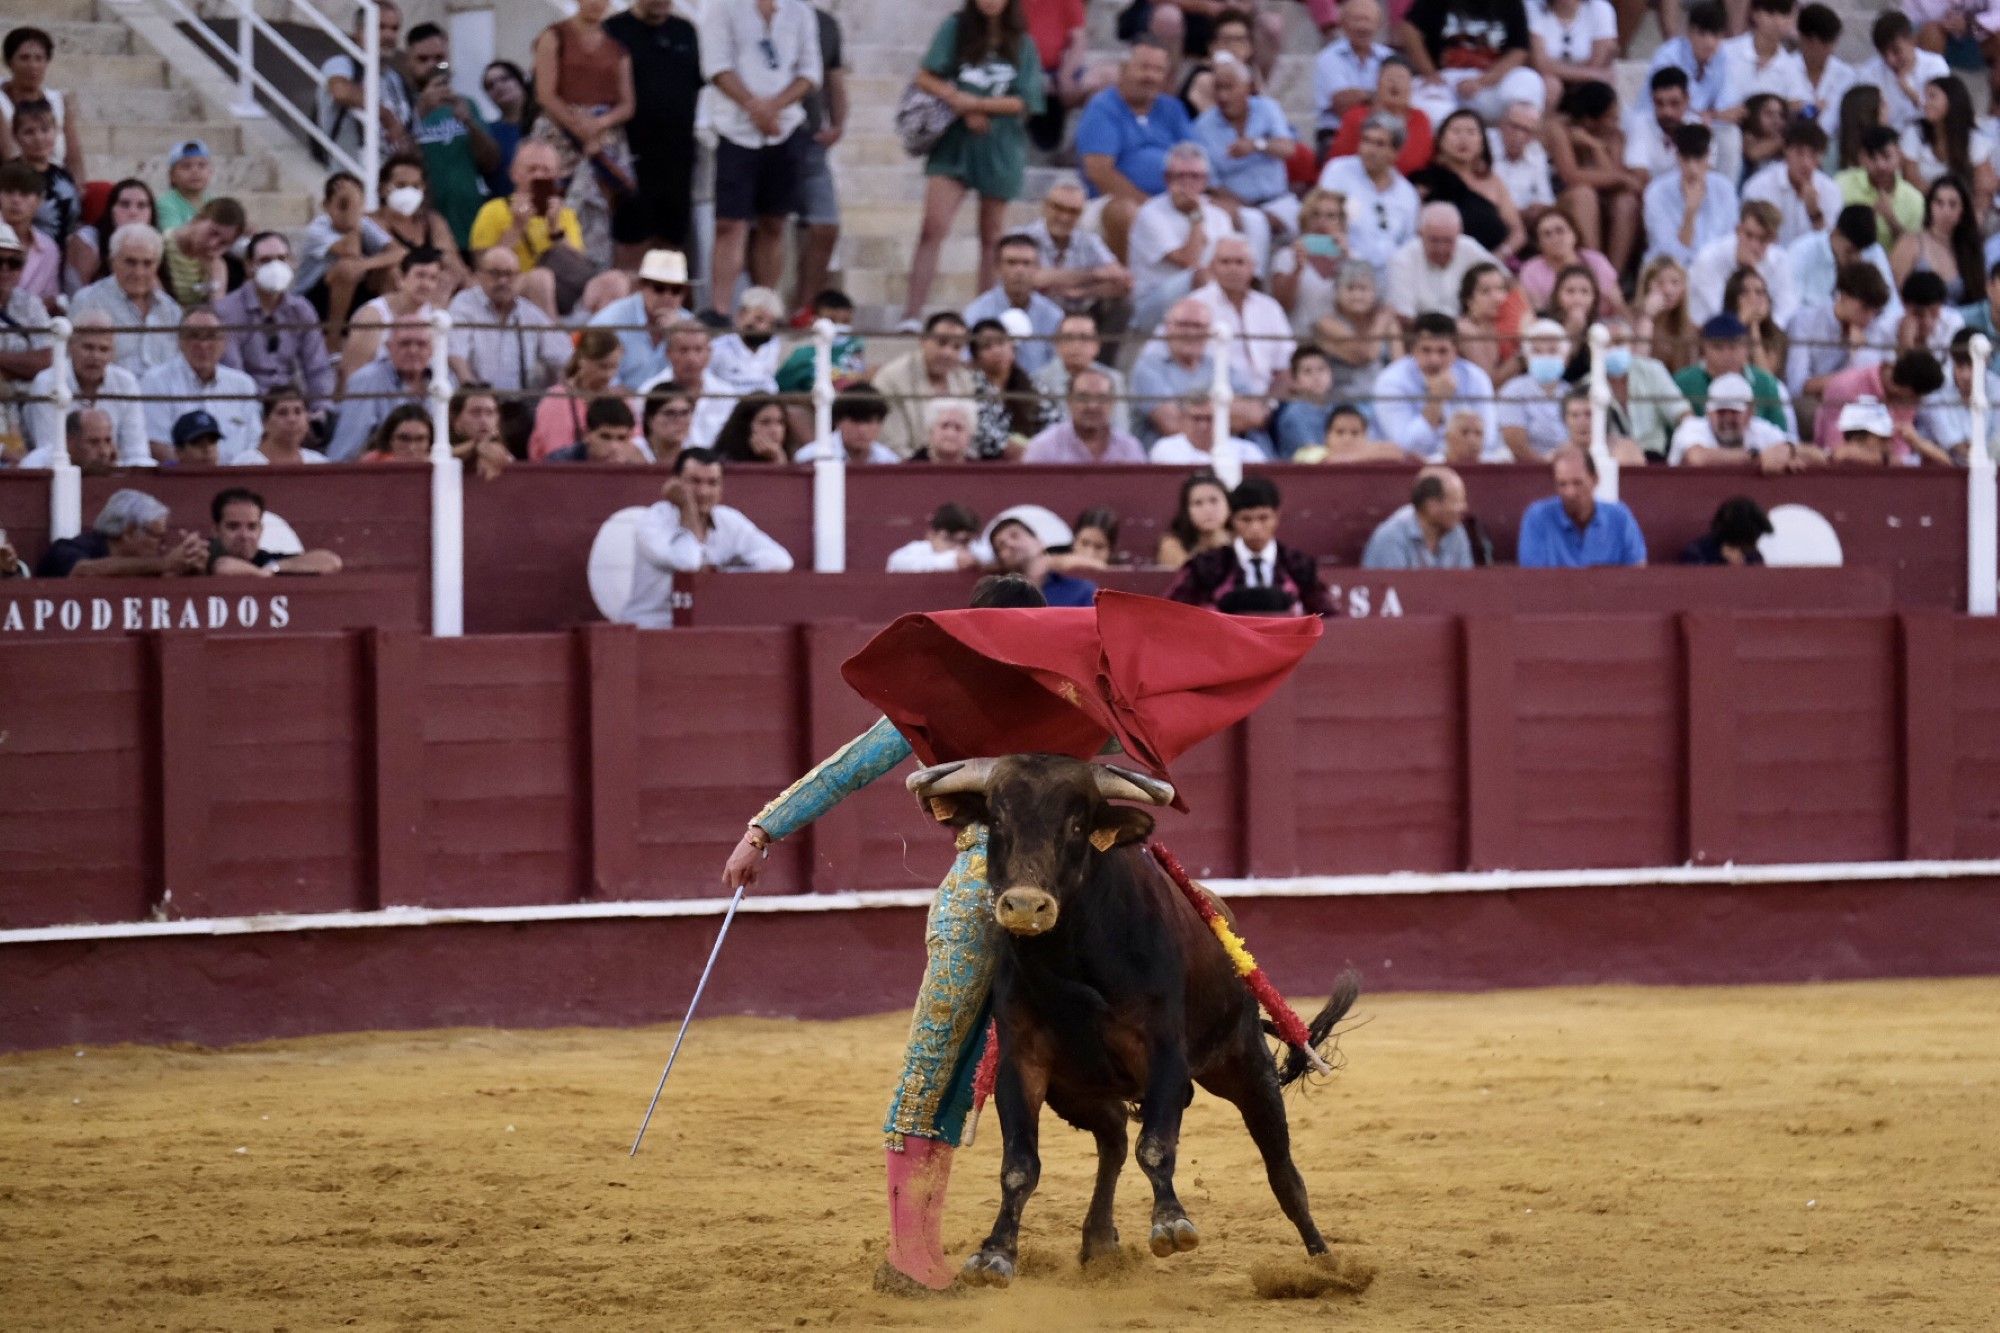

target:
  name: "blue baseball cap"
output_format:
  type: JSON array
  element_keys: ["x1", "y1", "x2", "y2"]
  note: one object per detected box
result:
[
  {"x1": 1699, "y1": 313, "x2": 1748, "y2": 341},
  {"x1": 171, "y1": 409, "x2": 222, "y2": 449},
  {"x1": 170, "y1": 139, "x2": 211, "y2": 164}
]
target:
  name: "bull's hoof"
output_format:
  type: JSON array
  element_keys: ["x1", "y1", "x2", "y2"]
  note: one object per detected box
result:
[
  {"x1": 962, "y1": 1251, "x2": 1016, "y2": 1287},
  {"x1": 1079, "y1": 1229, "x2": 1121, "y2": 1266},
  {"x1": 1149, "y1": 1217, "x2": 1200, "y2": 1257}
]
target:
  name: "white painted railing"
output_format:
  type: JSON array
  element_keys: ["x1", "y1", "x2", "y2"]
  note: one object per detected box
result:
[
  {"x1": 1969, "y1": 334, "x2": 1996, "y2": 616},
  {"x1": 427, "y1": 310, "x2": 463, "y2": 636},
  {"x1": 1586, "y1": 321, "x2": 1618, "y2": 502}
]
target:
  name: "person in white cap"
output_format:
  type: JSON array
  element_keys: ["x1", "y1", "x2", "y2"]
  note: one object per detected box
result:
[
  {"x1": 1831, "y1": 393, "x2": 1953, "y2": 467},
  {"x1": 1668, "y1": 370, "x2": 1800, "y2": 471},
  {"x1": 587, "y1": 248, "x2": 692, "y2": 389},
  {"x1": 983, "y1": 504, "x2": 1097, "y2": 607},
  {"x1": 1497, "y1": 318, "x2": 1573, "y2": 462},
  {"x1": 0, "y1": 220, "x2": 52, "y2": 454}
]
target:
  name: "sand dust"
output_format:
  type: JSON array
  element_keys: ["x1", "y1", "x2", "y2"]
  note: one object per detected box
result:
[{"x1": 2, "y1": 978, "x2": 1997, "y2": 1331}]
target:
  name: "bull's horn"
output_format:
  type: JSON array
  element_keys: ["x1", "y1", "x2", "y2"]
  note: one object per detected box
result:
[
  {"x1": 1094, "y1": 764, "x2": 1176, "y2": 807},
  {"x1": 906, "y1": 757, "x2": 999, "y2": 796}
]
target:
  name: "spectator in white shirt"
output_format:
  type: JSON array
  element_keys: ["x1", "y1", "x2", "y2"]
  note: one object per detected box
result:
[
  {"x1": 17, "y1": 405, "x2": 116, "y2": 471},
  {"x1": 1789, "y1": 203, "x2": 1900, "y2": 315},
  {"x1": 1717, "y1": 0, "x2": 1810, "y2": 120},
  {"x1": 1128, "y1": 142, "x2": 1238, "y2": 335},
  {"x1": 886, "y1": 502, "x2": 985, "y2": 572},
  {"x1": 619, "y1": 448, "x2": 795, "y2": 628},
  {"x1": 794, "y1": 383, "x2": 901, "y2": 463},
  {"x1": 68, "y1": 223, "x2": 181, "y2": 376},
  {"x1": 1487, "y1": 100, "x2": 1554, "y2": 230},
  {"x1": 236, "y1": 388, "x2": 332, "y2": 466},
  {"x1": 1858, "y1": 12, "x2": 1951, "y2": 132},
  {"x1": 1311, "y1": 0, "x2": 1393, "y2": 150},
  {"x1": 1317, "y1": 112, "x2": 1420, "y2": 271},
  {"x1": 1688, "y1": 202, "x2": 1797, "y2": 325},
  {"x1": 139, "y1": 308, "x2": 261, "y2": 462},
  {"x1": 704, "y1": 286, "x2": 785, "y2": 420},
  {"x1": 1668, "y1": 371, "x2": 1800, "y2": 469},
  {"x1": 1189, "y1": 236, "x2": 1293, "y2": 394},
  {"x1": 1743, "y1": 119, "x2": 1842, "y2": 246},
  {"x1": 1148, "y1": 391, "x2": 1271, "y2": 466},
  {"x1": 1387, "y1": 203, "x2": 1496, "y2": 323},
  {"x1": 1528, "y1": 0, "x2": 1618, "y2": 110},
  {"x1": 1899, "y1": 76, "x2": 1994, "y2": 202},
  {"x1": 1644, "y1": 122, "x2": 1739, "y2": 266},
  {"x1": 1796, "y1": 4, "x2": 1855, "y2": 136},
  {"x1": 23, "y1": 312, "x2": 149, "y2": 465},
  {"x1": 1897, "y1": 270, "x2": 1965, "y2": 358},
  {"x1": 1785, "y1": 260, "x2": 1893, "y2": 411}
]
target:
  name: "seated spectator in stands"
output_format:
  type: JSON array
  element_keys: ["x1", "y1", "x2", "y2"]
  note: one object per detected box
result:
[
  {"x1": 528, "y1": 330, "x2": 628, "y2": 461},
  {"x1": 139, "y1": 309, "x2": 259, "y2": 464},
  {"x1": 1325, "y1": 57, "x2": 1434, "y2": 176},
  {"x1": 1317, "y1": 260, "x2": 1403, "y2": 401},
  {"x1": 1915, "y1": 329, "x2": 2000, "y2": 465},
  {"x1": 1192, "y1": 236, "x2": 1293, "y2": 393},
  {"x1": 590, "y1": 250, "x2": 692, "y2": 391},
  {"x1": 1620, "y1": 65, "x2": 1697, "y2": 189},
  {"x1": 17, "y1": 405, "x2": 116, "y2": 471},
  {"x1": 639, "y1": 386, "x2": 695, "y2": 472},
  {"x1": 34, "y1": 488, "x2": 207, "y2": 579},
  {"x1": 0, "y1": 156, "x2": 61, "y2": 306},
  {"x1": 1495, "y1": 320, "x2": 1572, "y2": 462},
  {"x1": 168, "y1": 410, "x2": 228, "y2": 468},
  {"x1": 1675, "y1": 313, "x2": 1789, "y2": 429},
  {"x1": 1267, "y1": 190, "x2": 1347, "y2": 343},
  {"x1": 1487, "y1": 100, "x2": 1553, "y2": 232},
  {"x1": 1388, "y1": 203, "x2": 1496, "y2": 323},
  {"x1": 1399, "y1": 0, "x2": 1545, "y2": 127},
  {"x1": 1744, "y1": 120, "x2": 1840, "y2": 247},
  {"x1": 912, "y1": 396, "x2": 978, "y2": 462},
  {"x1": 1154, "y1": 471, "x2": 1231, "y2": 567},
  {"x1": 1518, "y1": 208, "x2": 1619, "y2": 319},
  {"x1": 1812, "y1": 349, "x2": 1946, "y2": 458},
  {"x1": 1896, "y1": 270, "x2": 1964, "y2": 357},
  {"x1": 639, "y1": 321, "x2": 733, "y2": 449},
  {"x1": 1644, "y1": 124, "x2": 1738, "y2": 266},
  {"x1": 1715, "y1": 0, "x2": 1809, "y2": 119},
  {"x1": 1960, "y1": 262, "x2": 2000, "y2": 341},
  {"x1": 450, "y1": 245, "x2": 572, "y2": 398},
  {"x1": 1076, "y1": 40, "x2": 1193, "y2": 261},
  {"x1": 1668, "y1": 372, "x2": 1803, "y2": 470},
  {"x1": 985, "y1": 504, "x2": 1096, "y2": 607},
  {"x1": 1318, "y1": 112, "x2": 1421, "y2": 270},
  {"x1": 218, "y1": 231, "x2": 336, "y2": 429},
  {"x1": 1194, "y1": 54, "x2": 1298, "y2": 249},
  {"x1": 1130, "y1": 298, "x2": 1262, "y2": 441},
  {"x1": 1648, "y1": 1, "x2": 1730, "y2": 117},
  {"x1": 1680, "y1": 495, "x2": 1773, "y2": 564},
  {"x1": 1590, "y1": 318, "x2": 1691, "y2": 462},
  {"x1": 342, "y1": 245, "x2": 445, "y2": 375},
  {"x1": 1373, "y1": 311, "x2": 1503, "y2": 461},
  {"x1": 1362, "y1": 465, "x2": 1474, "y2": 569},
  {"x1": 1903, "y1": 83, "x2": 1989, "y2": 202},
  {"x1": 0, "y1": 219, "x2": 50, "y2": 449},
  {"x1": 970, "y1": 313, "x2": 1056, "y2": 458},
  {"x1": 1829, "y1": 392, "x2": 1952, "y2": 466},
  {"x1": 546, "y1": 397, "x2": 649, "y2": 464},
  {"x1": 1306, "y1": 400, "x2": 1406, "y2": 463},
  {"x1": 1149, "y1": 392, "x2": 1270, "y2": 466},
  {"x1": 713, "y1": 394, "x2": 799, "y2": 464},
  {"x1": 293, "y1": 172, "x2": 400, "y2": 346},
  {"x1": 1023, "y1": 180, "x2": 1133, "y2": 337},
  {"x1": 370, "y1": 154, "x2": 471, "y2": 299},
  {"x1": 1, "y1": 25, "x2": 86, "y2": 182},
  {"x1": 1517, "y1": 447, "x2": 1645, "y2": 566},
  {"x1": 360, "y1": 403, "x2": 436, "y2": 463},
  {"x1": 1858, "y1": 13, "x2": 1948, "y2": 134},
  {"x1": 1312, "y1": 0, "x2": 1393, "y2": 153},
  {"x1": 1555, "y1": 386, "x2": 1646, "y2": 466},
  {"x1": 1129, "y1": 143, "x2": 1238, "y2": 336},
  {"x1": 874, "y1": 312, "x2": 979, "y2": 458},
  {"x1": 1032, "y1": 312, "x2": 1133, "y2": 436},
  {"x1": 469, "y1": 141, "x2": 589, "y2": 318},
  {"x1": 154, "y1": 139, "x2": 213, "y2": 234},
  {"x1": 241, "y1": 388, "x2": 330, "y2": 466},
  {"x1": 1269, "y1": 346, "x2": 1337, "y2": 458},
  {"x1": 708, "y1": 286, "x2": 787, "y2": 408},
  {"x1": 1065, "y1": 506, "x2": 1119, "y2": 568},
  {"x1": 1785, "y1": 261, "x2": 1891, "y2": 414},
  {"x1": 1165, "y1": 476, "x2": 1334, "y2": 615},
  {"x1": 887, "y1": 501, "x2": 984, "y2": 572},
  {"x1": 620, "y1": 449, "x2": 796, "y2": 627},
  {"x1": 70, "y1": 224, "x2": 179, "y2": 376},
  {"x1": 1025, "y1": 367, "x2": 1146, "y2": 462},
  {"x1": 1414, "y1": 109, "x2": 1525, "y2": 261},
  {"x1": 775, "y1": 289, "x2": 867, "y2": 394},
  {"x1": 208, "y1": 486, "x2": 343, "y2": 577},
  {"x1": 797, "y1": 384, "x2": 899, "y2": 464},
  {"x1": 1789, "y1": 203, "x2": 1896, "y2": 316},
  {"x1": 1529, "y1": 0, "x2": 1618, "y2": 110},
  {"x1": 965, "y1": 233, "x2": 1066, "y2": 377},
  {"x1": 1891, "y1": 177, "x2": 1981, "y2": 314},
  {"x1": 1793, "y1": 3, "x2": 1852, "y2": 130},
  {"x1": 159, "y1": 197, "x2": 246, "y2": 310},
  {"x1": 1837, "y1": 127, "x2": 1925, "y2": 251},
  {"x1": 449, "y1": 384, "x2": 513, "y2": 480},
  {"x1": 327, "y1": 320, "x2": 437, "y2": 463},
  {"x1": 1687, "y1": 203, "x2": 1795, "y2": 329},
  {"x1": 23, "y1": 312, "x2": 148, "y2": 465}
]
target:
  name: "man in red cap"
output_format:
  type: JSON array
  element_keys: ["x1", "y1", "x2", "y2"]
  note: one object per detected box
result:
[{"x1": 720, "y1": 587, "x2": 1320, "y2": 1291}]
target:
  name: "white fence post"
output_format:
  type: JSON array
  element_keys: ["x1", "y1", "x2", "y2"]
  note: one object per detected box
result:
[
  {"x1": 1587, "y1": 321, "x2": 1618, "y2": 502},
  {"x1": 1969, "y1": 334, "x2": 1997, "y2": 616},
  {"x1": 810, "y1": 318, "x2": 845, "y2": 573},
  {"x1": 427, "y1": 310, "x2": 462, "y2": 636},
  {"x1": 362, "y1": 3, "x2": 381, "y2": 209},
  {"x1": 45, "y1": 317, "x2": 81, "y2": 540},
  {"x1": 1208, "y1": 324, "x2": 1240, "y2": 490},
  {"x1": 229, "y1": 0, "x2": 266, "y2": 119}
]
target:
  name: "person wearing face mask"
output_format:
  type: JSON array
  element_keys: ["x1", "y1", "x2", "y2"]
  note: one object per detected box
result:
[
  {"x1": 1595, "y1": 317, "x2": 1693, "y2": 462},
  {"x1": 217, "y1": 232, "x2": 336, "y2": 431},
  {"x1": 704, "y1": 287, "x2": 788, "y2": 421},
  {"x1": 1496, "y1": 319, "x2": 1574, "y2": 462},
  {"x1": 369, "y1": 154, "x2": 469, "y2": 297}
]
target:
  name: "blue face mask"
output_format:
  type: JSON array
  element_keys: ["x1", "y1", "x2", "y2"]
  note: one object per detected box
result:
[
  {"x1": 1528, "y1": 354, "x2": 1566, "y2": 385},
  {"x1": 1603, "y1": 346, "x2": 1632, "y2": 377}
]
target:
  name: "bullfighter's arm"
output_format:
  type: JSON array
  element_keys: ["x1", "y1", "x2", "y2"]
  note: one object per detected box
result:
[{"x1": 749, "y1": 715, "x2": 914, "y2": 842}]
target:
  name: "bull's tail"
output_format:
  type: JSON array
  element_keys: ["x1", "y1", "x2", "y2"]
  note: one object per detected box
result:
[{"x1": 1273, "y1": 970, "x2": 1360, "y2": 1089}]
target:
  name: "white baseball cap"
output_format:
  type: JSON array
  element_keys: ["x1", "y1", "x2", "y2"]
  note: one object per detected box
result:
[
  {"x1": 1837, "y1": 396, "x2": 1893, "y2": 437},
  {"x1": 982, "y1": 503, "x2": 1073, "y2": 551},
  {"x1": 1706, "y1": 373, "x2": 1754, "y2": 411}
]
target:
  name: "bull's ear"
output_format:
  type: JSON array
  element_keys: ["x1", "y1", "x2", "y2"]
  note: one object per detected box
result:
[
  {"x1": 921, "y1": 792, "x2": 990, "y2": 827},
  {"x1": 1090, "y1": 805, "x2": 1154, "y2": 851}
]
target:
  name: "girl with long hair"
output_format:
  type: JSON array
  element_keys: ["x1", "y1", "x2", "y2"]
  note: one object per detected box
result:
[
  {"x1": 71, "y1": 177, "x2": 153, "y2": 289},
  {"x1": 1155, "y1": 472, "x2": 1231, "y2": 569},
  {"x1": 529, "y1": 0, "x2": 635, "y2": 267},
  {"x1": 713, "y1": 393, "x2": 798, "y2": 463},
  {"x1": 528, "y1": 327, "x2": 631, "y2": 460},
  {"x1": 1457, "y1": 262, "x2": 1520, "y2": 387},
  {"x1": 1902, "y1": 77, "x2": 1995, "y2": 207},
  {"x1": 1518, "y1": 206, "x2": 1623, "y2": 317},
  {"x1": 479, "y1": 60, "x2": 537, "y2": 196},
  {"x1": 1724, "y1": 266, "x2": 1787, "y2": 380},
  {"x1": 1739, "y1": 94, "x2": 1787, "y2": 183},
  {"x1": 1634, "y1": 256, "x2": 1697, "y2": 372},
  {"x1": 363, "y1": 403, "x2": 434, "y2": 462},
  {"x1": 969, "y1": 317, "x2": 1055, "y2": 458},
  {"x1": 1836, "y1": 85, "x2": 1883, "y2": 171},
  {"x1": 1544, "y1": 263, "x2": 1602, "y2": 346},
  {"x1": 1891, "y1": 175, "x2": 1984, "y2": 305},
  {"x1": 1412, "y1": 108, "x2": 1523, "y2": 258}
]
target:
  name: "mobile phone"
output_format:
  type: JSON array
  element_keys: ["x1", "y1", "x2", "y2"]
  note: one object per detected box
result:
[
  {"x1": 1302, "y1": 234, "x2": 1341, "y2": 259},
  {"x1": 530, "y1": 178, "x2": 557, "y2": 212}
]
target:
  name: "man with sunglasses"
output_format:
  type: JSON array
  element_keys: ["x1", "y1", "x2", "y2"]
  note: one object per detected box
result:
[
  {"x1": 450, "y1": 245, "x2": 572, "y2": 395},
  {"x1": 589, "y1": 249, "x2": 692, "y2": 390},
  {"x1": 0, "y1": 221, "x2": 51, "y2": 457},
  {"x1": 139, "y1": 308, "x2": 261, "y2": 463},
  {"x1": 217, "y1": 231, "x2": 336, "y2": 432}
]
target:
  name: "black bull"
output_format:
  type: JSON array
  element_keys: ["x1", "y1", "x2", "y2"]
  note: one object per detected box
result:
[{"x1": 908, "y1": 754, "x2": 1358, "y2": 1286}]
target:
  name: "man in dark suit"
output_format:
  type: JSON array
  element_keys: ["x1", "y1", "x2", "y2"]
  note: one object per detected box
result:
[{"x1": 1164, "y1": 477, "x2": 1335, "y2": 616}]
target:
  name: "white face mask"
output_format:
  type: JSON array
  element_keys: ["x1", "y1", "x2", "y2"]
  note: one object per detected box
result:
[
  {"x1": 254, "y1": 259, "x2": 294, "y2": 294},
  {"x1": 386, "y1": 186, "x2": 425, "y2": 217}
]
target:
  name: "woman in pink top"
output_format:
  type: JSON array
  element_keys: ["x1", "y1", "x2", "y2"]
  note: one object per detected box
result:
[
  {"x1": 1518, "y1": 207, "x2": 1623, "y2": 317},
  {"x1": 528, "y1": 328, "x2": 641, "y2": 460}
]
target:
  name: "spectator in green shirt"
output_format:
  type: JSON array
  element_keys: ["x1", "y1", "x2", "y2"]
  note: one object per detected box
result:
[
  {"x1": 1674, "y1": 313, "x2": 1790, "y2": 433},
  {"x1": 1835, "y1": 125, "x2": 1924, "y2": 250},
  {"x1": 412, "y1": 68, "x2": 499, "y2": 252}
]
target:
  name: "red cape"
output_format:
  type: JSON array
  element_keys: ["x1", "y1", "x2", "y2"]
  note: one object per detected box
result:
[{"x1": 840, "y1": 591, "x2": 1322, "y2": 808}]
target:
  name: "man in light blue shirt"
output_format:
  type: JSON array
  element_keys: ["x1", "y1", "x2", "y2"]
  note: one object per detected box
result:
[
  {"x1": 1370, "y1": 311, "x2": 1502, "y2": 462},
  {"x1": 1642, "y1": 122, "x2": 1738, "y2": 265},
  {"x1": 1311, "y1": 0, "x2": 1392, "y2": 141},
  {"x1": 1649, "y1": 2, "x2": 1733, "y2": 115},
  {"x1": 1517, "y1": 448, "x2": 1647, "y2": 568},
  {"x1": 1192, "y1": 56, "x2": 1296, "y2": 224},
  {"x1": 963, "y1": 233, "x2": 1065, "y2": 376},
  {"x1": 588, "y1": 249, "x2": 693, "y2": 389}
]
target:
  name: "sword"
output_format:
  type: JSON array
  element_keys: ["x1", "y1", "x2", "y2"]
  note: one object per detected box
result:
[{"x1": 628, "y1": 883, "x2": 747, "y2": 1156}]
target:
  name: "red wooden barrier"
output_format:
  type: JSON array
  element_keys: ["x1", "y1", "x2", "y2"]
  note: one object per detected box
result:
[{"x1": 5, "y1": 610, "x2": 2000, "y2": 932}]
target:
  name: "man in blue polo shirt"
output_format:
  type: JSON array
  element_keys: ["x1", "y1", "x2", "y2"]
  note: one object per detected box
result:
[
  {"x1": 1075, "y1": 38, "x2": 1191, "y2": 260},
  {"x1": 1517, "y1": 447, "x2": 1647, "y2": 568}
]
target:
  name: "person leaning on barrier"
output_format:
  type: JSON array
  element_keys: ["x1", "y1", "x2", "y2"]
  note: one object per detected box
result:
[
  {"x1": 886, "y1": 502, "x2": 984, "y2": 572},
  {"x1": 1361, "y1": 465, "x2": 1474, "y2": 571},
  {"x1": 207, "y1": 486, "x2": 343, "y2": 578},
  {"x1": 619, "y1": 447, "x2": 796, "y2": 629},
  {"x1": 1680, "y1": 496, "x2": 1773, "y2": 565},
  {"x1": 1668, "y1": 372, "x2": 1807, "y2": 472},
  {"x1": 34, "y1": 488, "x2": 206, "y2": 579}
]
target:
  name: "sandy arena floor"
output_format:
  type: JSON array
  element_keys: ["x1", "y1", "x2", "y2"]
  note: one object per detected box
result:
[{"x1": 2, "y1": 978, "x2": 1997, "y2": 1331}]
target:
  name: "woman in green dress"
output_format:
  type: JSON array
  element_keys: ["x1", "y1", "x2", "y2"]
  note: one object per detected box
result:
[{"x1": 900, "y1": 0, "x2": 1046, "y2": 327}]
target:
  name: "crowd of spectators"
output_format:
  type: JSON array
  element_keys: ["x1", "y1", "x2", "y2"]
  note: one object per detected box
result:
[{"x1": 2, "y1": 1, "x2": 1997, "y2": 609}]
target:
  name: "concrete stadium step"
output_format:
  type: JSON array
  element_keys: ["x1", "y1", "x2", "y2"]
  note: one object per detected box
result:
[
  {"x1": 47, "y1": 50, "x2": 167, "y2": 87},
  {"x1": 80, "y1": 85, "x2": 207, "y2": 123},
  {"x1": 17, "y1": 0, "x2": 102, "y2": 21},
  {"x1": 77, "y1": 121, "x2": 248, "y2": 159},
  {"x1": 38, "y1": 17, "x2": 135, "y2": 55},
  {"x1": 211, "y1": 189, "x2": 316, "y2": 228}
]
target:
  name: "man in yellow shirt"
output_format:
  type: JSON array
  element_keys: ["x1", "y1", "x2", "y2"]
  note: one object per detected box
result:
[
  {"x1": 1834, "y1": 125, "x2": 1924, "y2": 250},
  {"x1": 469, "y1": 140, "x2": 587, "y2": 317}
]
